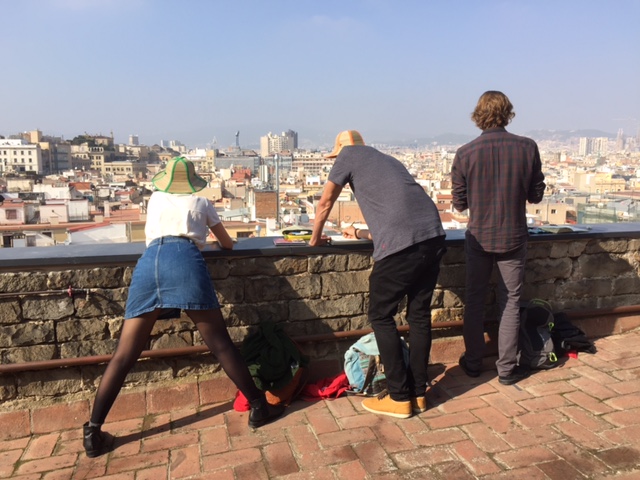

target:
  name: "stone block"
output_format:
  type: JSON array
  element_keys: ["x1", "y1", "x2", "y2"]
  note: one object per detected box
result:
[
  {"x1": 432, "y1": 308, "x2": 464, "y2": 324},
  {"x1": 522, "y1": 283, "x2": 557, "y2": 303},
  {"x1": 245, "y1": 274, "x2": 321, "y2": 302},
  {"x1": 150, "y1": 317, "x2": 194, "y2": 336},
  {"x1": 206, "y1": 258, "x2": 231, "y2": 279},
  {"x1": 347, "y1": 253, "x2": 373, "y2": 270},
  {"x1": 73, "y1": 288, "x2": 127, "y2": 318},
  {"x1": 151, "y1": 331, "x2": 192, "y2": 350},
  {"x1": 442, "y1": 289, "x2": 465, "y2": 308},
  {"x1": 585, "y1": 239, "x2": 629, "y2": 254},
  {"x1": 598, "y1": 294, "x2": 640, "y2": 309},
  {"x1": 17, "y1": 369, "x2": 84, "y2": 398},
  {"x1": 567, "y1": 240, "x2": 588, "y2": 257},
  {"x1": 437, "y1": 264, "x2": 466, "y2": 288},
  {"x1": 304, "y1": 317, "x2": 350, "y2": 336},
  {"x1": 289, "y1": 295, "x2": 364, "y2": 321},
  {"x1": 225, "y1": 301, "x2": 289, "y2": 326},
  {"x1": 549, "y1": 242, "x2": 569, "y2": 259},
  {"x1": 230, "y1": 256, "x2": 308, "y2": 276},
  {"x1": 526, "y1": 257, "x2": 572, "y2": 282},
  {"x1": 0, "y1": 322, "x2": 55, "y2": 348},
  {"x1": 57, "y1": 318, "x2": 110, "y2": 342},
  {"x1": 124, "y1": 360, "x2": 175, "y2": 386},
  {"x1": 527, "y1": 242, "x2": 552, "y2": 259},
  {"x1": 0, "y1": 375, "x2": 17, "y2": 402},
  {"x1": 577, "y1": 253, "x2": 634, "y2": 278},
  {"x1": 72, "y1": 267, "x2": 127, "y2": 288},
  {"x1": 308, "y1": 254, "x2": 348, "y2": 273},
  {"x1": 2, "y1": 345, "x2": 56, "y2": 364},
  {"x1": 215, "y1": 276, "x2": 245, "y2": 304},
  {"x1": 226, "y1": 325, "x2": 251, "y2": 344},
  {"x1": 613, "y1": 276, "x2": 640, "y2": 295},
  {"x1": 60, "y1": 339, "x2": 118, "y2": 357},
  {"x1": 556, "y1": 278, "x2": 613, "y2": 299},
  {"x1": 349, "y1": 315, "x2": 370, "y2": 331},
  {"x1": 22, "y1": 295, "x2": 74, "y2": 321},
  {"x1": 321, "y1": 271, "x2": 369, "y2": 297},
  {"x1": 0, "y1": 272, "x2": 47, "y2": 293},
  {"x1": 0, "y1": 300, "x2": 21, "y2": 325},
  {"x1": 46, "y1": 270, "x2": 75, "y2": 289},
  {"x1": 174, "y1": 356, "x2": 219, "y2": 378}
]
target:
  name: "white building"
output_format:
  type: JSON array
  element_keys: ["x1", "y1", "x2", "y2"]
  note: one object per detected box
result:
[
  {"x1": 0, "y1": 139, "x2": 44, "y2": 174},
  {"x1": 260, "y1": 130, "x2": 298, "y2": 157}
]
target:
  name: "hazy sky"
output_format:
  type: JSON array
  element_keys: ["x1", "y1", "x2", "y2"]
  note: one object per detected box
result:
[{"x1": 1, "y1": 0, "x2": 638, "y2": 149}]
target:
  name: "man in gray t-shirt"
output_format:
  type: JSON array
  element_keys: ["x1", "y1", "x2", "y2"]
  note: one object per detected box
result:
[{"x1": 310, "y1": 130, "x2": 446, "y2": 419}]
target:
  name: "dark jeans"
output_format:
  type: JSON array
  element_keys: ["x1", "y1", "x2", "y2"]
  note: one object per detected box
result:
[
  {"x1": 368, "y1": 236, "x2": 446, "y2": 401},
  {"x1": 462, "y1": 232, "x2": 527, "y2": 377}
]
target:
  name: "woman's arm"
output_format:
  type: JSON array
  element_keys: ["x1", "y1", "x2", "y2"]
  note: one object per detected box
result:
[{"x1": 210, "y1": 222, "x2": 234, "y2": 250}]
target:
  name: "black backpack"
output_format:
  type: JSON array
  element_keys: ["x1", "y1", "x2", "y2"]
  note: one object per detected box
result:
[
  {"x1": 551, "y1": 312, "x2": 597, "y2": 355},
  {"x1": 517, "y1": 299, "x2": 559, "y2": 370}
]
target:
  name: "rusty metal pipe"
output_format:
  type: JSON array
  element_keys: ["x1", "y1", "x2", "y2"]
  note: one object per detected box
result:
[{"x1": 1, "y1": 305, "x2": 638, "y2": 375}]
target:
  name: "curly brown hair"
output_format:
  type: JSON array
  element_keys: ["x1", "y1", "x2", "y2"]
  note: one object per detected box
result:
[{"x1": 471, "y1": 91, "x2": 515, "y2": 130}]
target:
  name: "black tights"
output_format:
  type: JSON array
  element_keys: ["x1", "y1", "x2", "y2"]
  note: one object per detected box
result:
[{"x1": 90, "y1": 309, "x2": 262, "y2": 425}]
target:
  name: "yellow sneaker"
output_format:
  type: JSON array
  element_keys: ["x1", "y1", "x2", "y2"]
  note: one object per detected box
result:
[
  {"x1": 411, "y1": 396, "x2": 427, "y2": 414},
  {"x1": 361, "y1": 391, "x2": 412, "y2": 419}
]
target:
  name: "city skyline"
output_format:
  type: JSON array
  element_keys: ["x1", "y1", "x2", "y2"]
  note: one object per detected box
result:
[{"x1": 1, "y1": 0, "x2": 638, "y2": 149}]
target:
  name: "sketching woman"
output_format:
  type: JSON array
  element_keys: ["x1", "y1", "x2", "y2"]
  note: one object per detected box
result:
[{"x1": 83, "y1": 157, "x2": 284, "y2": 458}]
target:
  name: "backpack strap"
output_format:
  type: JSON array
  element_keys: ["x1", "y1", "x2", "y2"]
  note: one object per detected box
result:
[{"x1": 361, "y1": 355, "x2": 379, "y2": 393}]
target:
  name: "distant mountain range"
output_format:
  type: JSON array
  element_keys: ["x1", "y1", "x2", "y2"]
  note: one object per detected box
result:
[
  {"x1": 369, "y1": 129, "x2": 616, "y2": 148},
  {"x1": 524, "y1": 129, "x2": 615, "y2": 142}
]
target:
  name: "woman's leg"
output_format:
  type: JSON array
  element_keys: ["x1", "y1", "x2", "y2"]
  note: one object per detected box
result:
[
  {"x1": 187, "y1": 309, "x2": 262, "y2": 402},
  {"x1": 89, "y1": 311, "x2": 159, "y2": 425}
]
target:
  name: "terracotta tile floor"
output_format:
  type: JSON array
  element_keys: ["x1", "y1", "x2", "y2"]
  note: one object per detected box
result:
[{"x1": 1, "y1": 329, "x2": 639, "y2": 479}]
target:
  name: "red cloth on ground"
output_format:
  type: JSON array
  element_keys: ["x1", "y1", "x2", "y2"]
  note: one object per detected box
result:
[
  {"x1": 300, "y1": 372, "x2": 350, "y2": 400},
  {"x1": 233, "y1": 390, "x2": 250, "y2": 412}
]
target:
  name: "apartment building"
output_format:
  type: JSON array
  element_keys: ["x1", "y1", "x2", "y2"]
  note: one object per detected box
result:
[
  {"x1": 0, "y1": 139, "x2": 44, "y2": 174},
  {"x1": 260, "y1": 130, "x2": 298, "y2": 157}
]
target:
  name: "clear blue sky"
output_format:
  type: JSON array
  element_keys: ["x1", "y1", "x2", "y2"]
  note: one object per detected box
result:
[{"x1": 1, "y1": 0, "x2": 638, "y2": 149}]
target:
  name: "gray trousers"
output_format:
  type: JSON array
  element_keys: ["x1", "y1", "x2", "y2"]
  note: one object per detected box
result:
[{"x1": 462, "y1": 233, "x2": 527, "y2": 377}]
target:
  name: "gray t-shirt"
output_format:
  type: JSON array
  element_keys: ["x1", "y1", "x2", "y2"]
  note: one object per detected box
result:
[{"x1": 328, "y1": 145, "x2": 445, "y2": 261}]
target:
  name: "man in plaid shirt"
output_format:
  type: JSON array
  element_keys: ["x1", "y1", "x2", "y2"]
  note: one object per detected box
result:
[{"x1": 451, "y1": 91, "x2": 546, "y2": 385}]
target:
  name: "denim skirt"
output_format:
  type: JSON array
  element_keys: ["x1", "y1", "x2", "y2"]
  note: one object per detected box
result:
[{"x1": 124, "y1": 236, "x2": 220, "y2": 320}]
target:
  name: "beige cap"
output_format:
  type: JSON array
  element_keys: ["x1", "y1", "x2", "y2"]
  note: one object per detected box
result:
[{"x1": 325, "y1": 130, "x2": 365, "y2": 158}]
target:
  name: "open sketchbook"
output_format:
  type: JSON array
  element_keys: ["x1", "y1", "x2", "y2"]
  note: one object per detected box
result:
[
  {"x1": 529, "y1": 225, "x2": 591, "y2": 234},
  {"x1": 273, "y1": 238, "x2": 307, "y2": 246}
]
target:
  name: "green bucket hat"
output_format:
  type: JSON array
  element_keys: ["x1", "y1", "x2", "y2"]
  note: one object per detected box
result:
[{"x1": 152, "y1": 156, "x2": 207, "y2": 194}]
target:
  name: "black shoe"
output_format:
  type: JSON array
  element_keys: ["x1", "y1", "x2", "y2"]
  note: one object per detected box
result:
[
  {"x1": 248, "y1": 397, "x2": 285, "y2": 429},
  {"x1": 82, "y1": 422, "x2": 113, "y2": 458},
  {"x1": 498, "y1": 367, "x2": 530, "y2": 386},
  {"x1": 458, "y1": 354, "x2": 481, "y2": 378}
]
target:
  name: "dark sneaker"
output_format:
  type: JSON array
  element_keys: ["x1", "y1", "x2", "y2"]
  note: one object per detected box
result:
[
  {"x1": 458, "y1": 354, "x2": 481, "y2": 378},
  {"x1": 82, "y1": 422, "x2": 114, "y2": 458},
  {"x1": 248, "y1": 397, "x2": 285, "y2": 428},
  {"x1": 498, "y1": 366, "x2": 531, "y2": 385}
]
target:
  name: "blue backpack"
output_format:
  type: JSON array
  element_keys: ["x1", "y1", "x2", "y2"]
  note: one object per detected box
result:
[{"x1": 344, "y1": 333, "x2": 410, "y2": 396}]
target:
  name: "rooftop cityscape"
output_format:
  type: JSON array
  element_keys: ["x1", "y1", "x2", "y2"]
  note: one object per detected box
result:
[{"x1": 1, "y1": 125, "x2": 640, "y2": 248}]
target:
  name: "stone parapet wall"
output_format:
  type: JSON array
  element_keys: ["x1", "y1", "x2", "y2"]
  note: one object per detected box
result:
[{"x1": 1, "y1": 231, "x2": 640, "y2": 410}]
